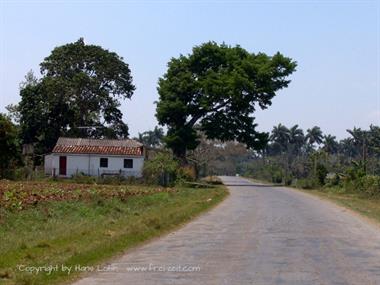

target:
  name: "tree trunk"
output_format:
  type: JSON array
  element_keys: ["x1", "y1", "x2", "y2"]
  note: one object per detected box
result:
[{"x1": 173, "y1": 146, "x2": 188, "y2": 165}]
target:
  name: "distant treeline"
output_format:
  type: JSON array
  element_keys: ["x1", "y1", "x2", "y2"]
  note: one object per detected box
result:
[{"x1": 241, "y1": 124, "x2": 380, "y2": 196}]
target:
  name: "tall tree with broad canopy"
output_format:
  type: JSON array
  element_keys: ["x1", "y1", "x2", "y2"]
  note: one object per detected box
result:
[
  {"x1": 18, "y1": 38, "x2": 135, "y2": 155},
  {"x1": 156, "y1": 42, "x2": 297, "y2": 161},
  {"x1": 0, "y1": 114, "x2": 21, "y2": 177}
]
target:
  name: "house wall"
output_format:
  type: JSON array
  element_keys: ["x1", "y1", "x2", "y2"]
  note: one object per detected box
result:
[
  {"x1": 46, "y1": 153, "x2": 144, "y2": 178},
  {"x1": 44, "y1": 154, "x2": 54, "y2": 175}
]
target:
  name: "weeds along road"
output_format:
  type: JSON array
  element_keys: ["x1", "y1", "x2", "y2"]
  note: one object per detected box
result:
[{"x1": 73, "y1": 176, "x2": 380, "y2": 285}]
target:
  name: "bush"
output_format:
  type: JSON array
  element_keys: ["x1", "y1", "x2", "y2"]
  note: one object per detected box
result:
[
  {"x1": 325, "y1": 173, "x2": 340, "y2": 187},
  {"x1": 271, "y1": 171, "x2": 283, "y2": 184},
  {"x1": 284, "y1": 175, "x2": 293, "y2": 186},
  {"x1": 316, "y1": 163, "x2": 328, "y2": 185},
  {"x1": 143, "y1": 152, "x2": 179, "y2": 186},
  {"x1": 356, "y1": 175, "x2": 380, "y2": 197},
  {"x1": 346, "y1": 160, "x2": 366, "y2": 180},
  {"x1": 177, "y1": 165, "x2": 197, "y2": 182},
  {"x1": 295, "y1": 178, "x2": 318, "y2": 189}
]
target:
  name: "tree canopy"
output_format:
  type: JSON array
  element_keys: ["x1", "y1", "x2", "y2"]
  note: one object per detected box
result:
[
  {"x1": 0, "y1": 114, "x2": 21, "y2": 177},
  {"x1": 156, "y1": 42, "x2": 297, "y2": 160},
  {"x1": 18, "y1": 38, "x2": 135, "y2": 155},
  {"x1": 243, "y1": 124, "x2": 380, "y2": 186},
  {"x1": 306, "y1": 126, "x2": 323, "y2": 146}
]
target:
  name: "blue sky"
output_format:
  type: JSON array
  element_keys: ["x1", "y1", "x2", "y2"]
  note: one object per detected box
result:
[{"x1": 0, "y1": 0, "x2": 379, "y2": 139}]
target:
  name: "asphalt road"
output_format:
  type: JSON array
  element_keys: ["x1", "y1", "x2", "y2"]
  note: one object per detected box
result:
[{"x1": 73, "y1": 176, "x2": 380, "y2": 285}]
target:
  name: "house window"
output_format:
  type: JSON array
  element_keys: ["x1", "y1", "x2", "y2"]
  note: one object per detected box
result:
[
  {"x1": 124, "y1": 159, "x2": 133, "y2": 169},
  {"x1": 100, "y1": 158, "x2": 108, "y2": 168}
]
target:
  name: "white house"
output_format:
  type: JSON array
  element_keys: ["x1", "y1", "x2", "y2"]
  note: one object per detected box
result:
[{"x1": 44, "y1": 137, "x2": 145, "y2": 178}]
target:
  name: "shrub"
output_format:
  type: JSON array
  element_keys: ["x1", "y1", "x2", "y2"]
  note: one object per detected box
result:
[
  {"x1": 271, "y1": 171, "x2": 283, "y2": 184},
  {"x1": 325, "y1": 172, "x2": 340, "y2": 187},
  {"x1": 143, "y1": 152, "x2": 179, "y2": 186},
  {"x1": 356, "y1": 175, "x2": 380, "y2": 197},
  {"x1": 284, "y1": 175, "x2": 293, "y2": 186},
  {"x1": 295, "y1": 178, "x2": 318, "y2": 189},
  {"x1": 177, "y1": 165, "x2": 197, "y2": 182},
  {"x1": 316, "y1": 163, "x2": 328, "y2": 185},
  {"x1": 346, "y1": 160, "x2": 366, "y2": 180}
]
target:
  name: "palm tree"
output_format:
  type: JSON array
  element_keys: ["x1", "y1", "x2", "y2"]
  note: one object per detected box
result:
[
  {"x1": 137, "y1": 126, "x2": 165, "y2": 148},
  {"x1": 270, "y1": 124, "x2": 290, "y2": 152},
  {"x1": 347, "y1": 127, "x2": 369, "y2": 172},
  {"x1": 323, "y1": 134, "x2": 339, "y2": 154},
  {"x1": 368, "y1": 125, "x2": 380, "y2": 156},
  {"x1": 339, "y1": 138, "x2": 358, "y2": 158},
  {"x1": 289, "y1": 125, "x2": 305, "y2": 154},
  {"x1": 306, "y1": 126, "x2": 323, "y2": 148}
]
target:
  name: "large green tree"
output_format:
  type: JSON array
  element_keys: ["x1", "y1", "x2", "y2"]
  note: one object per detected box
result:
[
  {"x1": 18, "y1": 38, "x2": 135, "y2": 155},
  {"x1": 156, "y1": 42, "x2": 296, "y2": 160},
  {"x1": 0, "y1": 114, "x2": 21, "y2": 177}
]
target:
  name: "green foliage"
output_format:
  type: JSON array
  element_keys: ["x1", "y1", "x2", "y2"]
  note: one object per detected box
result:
[
  {"x1": 346, "y1": 160, "x2": 367, "y2": 180},
  {"x1": 316, "y1": 163, "x2": 328, "y2": 185},
  {"x1": 325, "y1": 173, "x2": 341, "y2": 187},
  {"x1": 143, "y1": 152, "x2": 179, "y2": 186},
  {"x1": 18, "y1": 39, "x2": 135, "y2": 157},
  {"x1": 156, "y1": 42, "x2": 296, "y2": 160},
  {"x1": 0, "y1": 114, "x2": 21, "y2": 178},
  {"x1": 294, "y1": 178, "x2": 318, "y2": 189},
  {"x1": 323, "y1": 134, "x2": 339, "y2": 154},
  {"x1": 244, "y1": 159, "x2": 284, "y2": 183},
  {"x1": 245, "y1": 123, "x2": 380, "y2": 194},
  {"x1": 355, "y1": 175, "x2": 380, "y2": 197},
  {"x1": 306, "y1": 126, "x2": 323, "y2": 147},
  {"x1": 268, "y1": 124, "x2": 305, "y2": 156}
]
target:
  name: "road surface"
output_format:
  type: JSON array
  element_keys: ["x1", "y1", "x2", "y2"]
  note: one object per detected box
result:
[{"x1": 73, "y1": 176, "x2": 380, "y2": 285}]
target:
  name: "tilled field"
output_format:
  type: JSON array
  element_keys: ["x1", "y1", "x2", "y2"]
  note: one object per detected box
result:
[{"x1": 0, "y1": 180, "x2": 177, "y2": 211}]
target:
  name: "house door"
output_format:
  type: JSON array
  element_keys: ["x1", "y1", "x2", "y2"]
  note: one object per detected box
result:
[{"x1": 59, "y1": 156, "x2": 67, "y2": 176}]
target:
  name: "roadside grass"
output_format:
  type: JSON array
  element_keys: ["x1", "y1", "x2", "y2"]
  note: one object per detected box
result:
[{"x1": 0, "y1": 183, "x2": 228, "y2": 285}]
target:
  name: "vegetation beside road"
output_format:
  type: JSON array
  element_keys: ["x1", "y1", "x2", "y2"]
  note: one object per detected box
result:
[
  {"x1": 244, "y1": 124, "x2": 379, "y2": 197},
  {"x1": 0, "y1": 181, "x2": 227, "y2": 285}
]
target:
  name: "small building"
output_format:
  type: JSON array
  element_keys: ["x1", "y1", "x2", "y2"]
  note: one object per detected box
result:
[{"x1": 44, "y1": 137, "x2": 144, "y2": 178}]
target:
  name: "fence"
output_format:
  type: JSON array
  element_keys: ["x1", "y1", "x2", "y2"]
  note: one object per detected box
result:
[{"x1": 44, "y1": 167, "x2": 141, "y2": 178}]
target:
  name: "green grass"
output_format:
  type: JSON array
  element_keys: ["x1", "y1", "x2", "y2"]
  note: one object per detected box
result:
[{"x1": 0, "y1": 186, "x2": 228, "y2": 285}]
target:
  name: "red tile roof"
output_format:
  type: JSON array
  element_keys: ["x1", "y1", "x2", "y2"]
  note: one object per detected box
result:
[{"x1": 52, "y1": 137, "x2": 144, "y2": 156}]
